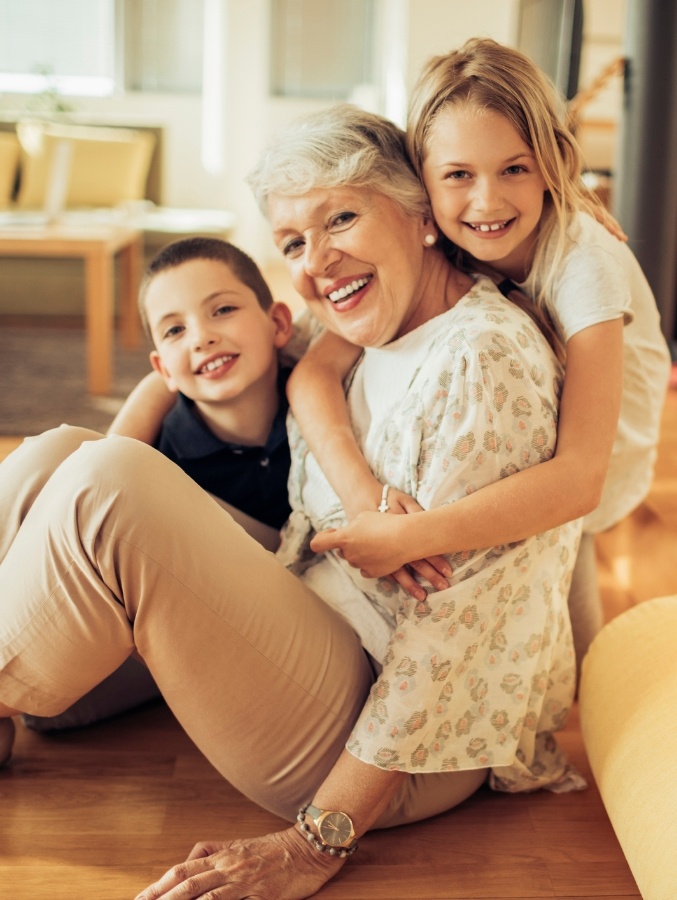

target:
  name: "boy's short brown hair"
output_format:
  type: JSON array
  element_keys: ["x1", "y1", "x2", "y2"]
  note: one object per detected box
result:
[{"x1": 139, "y1": 237, "x2": 274, "y2": 337}]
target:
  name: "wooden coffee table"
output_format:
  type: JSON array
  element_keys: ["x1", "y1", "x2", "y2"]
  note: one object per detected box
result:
[{"x1": 0, "y1": 222, "x2": 143, "y2": 395}]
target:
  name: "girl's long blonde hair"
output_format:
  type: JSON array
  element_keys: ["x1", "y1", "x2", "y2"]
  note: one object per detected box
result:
[{"x1": 407, "y1": 37, "x2": 601, "y2": 330}]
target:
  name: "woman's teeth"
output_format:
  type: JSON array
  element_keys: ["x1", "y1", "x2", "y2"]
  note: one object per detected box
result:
[{"x1": 328, "y1": 276, "x2": 371, "y2": 303}]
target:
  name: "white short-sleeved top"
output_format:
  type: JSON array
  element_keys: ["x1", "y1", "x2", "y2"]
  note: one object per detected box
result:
[
  {"x1": 278, "y1": 277, "x2": 584, "y2": 794},
  {"x1": 520, "y1": 213, "x2": 671, "y2": 533}
]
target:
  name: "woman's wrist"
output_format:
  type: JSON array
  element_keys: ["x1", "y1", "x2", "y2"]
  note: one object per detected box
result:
[{"x1": 289, "y1": 823, "x2": 349, "y2": 875}]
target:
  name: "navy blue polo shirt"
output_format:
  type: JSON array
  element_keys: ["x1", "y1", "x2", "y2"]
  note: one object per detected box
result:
[{"x1": 155, "y1": 367, "x2": 292, "y2": 529}]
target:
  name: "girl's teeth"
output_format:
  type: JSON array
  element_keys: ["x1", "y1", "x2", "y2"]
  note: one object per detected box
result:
[{"x1": 474, "y1": 222, "x2": 507, "y2": 232}]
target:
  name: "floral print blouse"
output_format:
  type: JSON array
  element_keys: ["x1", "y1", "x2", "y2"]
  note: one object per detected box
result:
[{"x1": 278, "y1": 276, "x2": 585, "y2": 793}]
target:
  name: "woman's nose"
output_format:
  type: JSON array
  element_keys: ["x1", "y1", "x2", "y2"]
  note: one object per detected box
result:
[{"x1": 303, "y1": 235, "x2": 340, "y2": 277}]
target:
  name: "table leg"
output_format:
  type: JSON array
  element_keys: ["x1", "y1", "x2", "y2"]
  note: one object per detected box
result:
[
  {"x1": 119, "y1": 235, "x2": 142, "y2": 349},
  {"x1": 84, "y1": 248, "x2": 113, "y2": 395}
]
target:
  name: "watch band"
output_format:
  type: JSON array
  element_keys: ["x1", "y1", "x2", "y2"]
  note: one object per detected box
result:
[{"x1": 297, "y1": 803, "x2": 359, "y2": 858}]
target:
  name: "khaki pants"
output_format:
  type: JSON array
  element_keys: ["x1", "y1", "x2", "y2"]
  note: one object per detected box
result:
[
  {"x1": 0, "y1": 426, "x2": 484, "y2": 825},
  {"x1": 568, "y1": 531, "x2": 604, "y2": 680}
]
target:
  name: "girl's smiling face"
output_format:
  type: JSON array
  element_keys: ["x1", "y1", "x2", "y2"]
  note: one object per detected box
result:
[
  {"x1": 268, "y1": 185, "x2": 432, "y2": 348},
  {"x1": 421, "y1": 105, "x2": 547, "y2": 281}
]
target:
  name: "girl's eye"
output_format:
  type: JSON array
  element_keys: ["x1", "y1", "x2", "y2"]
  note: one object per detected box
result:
[
  {"x1": 505, "y1": 164, "x2": 527, "y2": 175},
  {"x1": 444, "y1": 170, "x2": 470, "y2": 181}
]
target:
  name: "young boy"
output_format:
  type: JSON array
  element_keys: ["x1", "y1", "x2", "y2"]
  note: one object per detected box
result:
[
  {"x1": 112, "y1": 236, "x2": 295, "y2": 540},
  {"x1": 20, "y1": 238, "x2": 294, "y2": 736}
]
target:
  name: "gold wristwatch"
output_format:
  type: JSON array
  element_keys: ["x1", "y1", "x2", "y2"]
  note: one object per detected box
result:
[{"x1": 297, "y1": 803, "x2": 358, "y2": 857}]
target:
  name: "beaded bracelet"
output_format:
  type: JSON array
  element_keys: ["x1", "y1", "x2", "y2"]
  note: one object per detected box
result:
[
  {"x1": 378, "y1": 483, "x2": 390, "y2": 513},
  {"x1": 296, "y1": 805, "x2": 359, "y2": 858}
]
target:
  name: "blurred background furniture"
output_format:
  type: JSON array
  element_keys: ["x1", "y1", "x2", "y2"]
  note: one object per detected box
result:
[
  {"x1": 0, "y1": 119, "x2": 235, "y2": 319},
  {"x1": 579, "y1": 594, "x2": 677, "y2": 900},
  {"x1": 0, "y1": 222, "x2": 142, "y2": 395}
]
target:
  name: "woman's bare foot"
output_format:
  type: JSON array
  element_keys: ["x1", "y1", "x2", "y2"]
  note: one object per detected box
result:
[{"x1": 0, "y1": 718, "x2": 16, "y2": 767}]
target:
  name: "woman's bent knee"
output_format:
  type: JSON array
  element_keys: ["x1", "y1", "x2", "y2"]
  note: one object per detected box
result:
[{"x1": 376, "y1": 767, "x2": 488, "y2": 829}]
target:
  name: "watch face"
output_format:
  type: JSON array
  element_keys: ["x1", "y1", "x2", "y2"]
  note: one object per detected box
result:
[{"x1": 318, "y1": 811, "x2": 353, "y2": 847}]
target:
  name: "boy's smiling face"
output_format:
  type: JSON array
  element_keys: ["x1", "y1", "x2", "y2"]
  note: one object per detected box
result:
[{"x1": 145, "y1": 258, "x2": 291, "y2": 407}]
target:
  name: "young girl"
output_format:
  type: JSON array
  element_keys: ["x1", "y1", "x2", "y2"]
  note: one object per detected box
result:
[{"x1": 287, "y1": 38, "x2": 672, "y2": 671}]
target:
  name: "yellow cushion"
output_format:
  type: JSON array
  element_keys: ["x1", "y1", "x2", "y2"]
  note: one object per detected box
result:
[
  {"x1": 16, "y1": 120, "x2": 156, "y2": 209},
  {"x1": 579, "y1": 595, "x2": 677, "y2": 900},
  {"x1": 0, "y1": 132, "x2": 20, "y2": 208}
]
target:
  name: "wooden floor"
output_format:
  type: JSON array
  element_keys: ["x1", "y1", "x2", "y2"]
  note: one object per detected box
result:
[{"x1": 0, "y1": 386, "x2": 675, "y2": 900}]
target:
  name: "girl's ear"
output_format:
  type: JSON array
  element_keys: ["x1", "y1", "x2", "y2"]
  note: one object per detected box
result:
[
  {"x1": 270, "y1": 302, "x2": 294, "y2": 349},
  {"x1": 149, "y1": 351, "x2": 179, "y2": 393}
]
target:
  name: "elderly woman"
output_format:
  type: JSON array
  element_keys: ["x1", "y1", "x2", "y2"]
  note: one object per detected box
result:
[{"x1": 0, "y1": 106, "x2": 582, "y2": 900}]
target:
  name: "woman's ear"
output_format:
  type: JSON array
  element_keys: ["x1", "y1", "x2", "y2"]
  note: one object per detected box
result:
[
  {"x1": 421, "y1": 215, "x2": 438, "y2": 247},
  {"x1": 149, "y1": 351, "x2": 179, "y2": 393},
  {"x1": 270, "y1": 302, "x2": 294, "y2": 349}
]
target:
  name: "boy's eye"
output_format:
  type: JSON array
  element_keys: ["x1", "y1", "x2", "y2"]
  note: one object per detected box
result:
[
  {"x1": 215, "y1": 304, "x2": 237, "y2": 316},
  {"x1": 162, "y1": 324, "x2": 184, "y2": 339}
]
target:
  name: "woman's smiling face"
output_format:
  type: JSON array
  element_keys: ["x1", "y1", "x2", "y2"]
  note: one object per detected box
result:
[{"x1": 268, "y1": 186, "x2": 429, "y2": 348}]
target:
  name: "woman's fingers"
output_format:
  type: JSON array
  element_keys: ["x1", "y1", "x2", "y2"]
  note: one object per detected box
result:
[
  {"x1": 135, "y1": 829, "x2": 339, "y2": 900},
  {"x1": 135, "y1": 857, "x2": 228, "y2": 899},
  {"x1": 309, "y1": 527, "x2": 339, "y2": 553}
]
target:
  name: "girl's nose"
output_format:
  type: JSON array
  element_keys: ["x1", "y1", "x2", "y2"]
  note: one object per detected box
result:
[{"x1": 471, "y1": 177, "x2": 501, "y2": 212}]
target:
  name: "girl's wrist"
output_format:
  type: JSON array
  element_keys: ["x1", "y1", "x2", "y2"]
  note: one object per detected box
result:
[{"x1": 341, "y1": 480, "x2": 384, "y2": 521}]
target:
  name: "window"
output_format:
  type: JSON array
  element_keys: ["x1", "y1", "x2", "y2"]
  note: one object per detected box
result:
[
  {"x1": 0, "y1": 0, "x2": 203, "y2": 98},
  {"x1": 271, "y1": 0, "x2": 375, "y2": 99},
  {"x1": 0, "y1": 0, "x2": 115, "y2": 97},
  {"x1": 122, "y1": 0, "x2": 204, "y2": 93}
]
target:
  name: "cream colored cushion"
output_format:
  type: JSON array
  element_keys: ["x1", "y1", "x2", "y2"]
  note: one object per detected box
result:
[
  {"x1": 16, "y1": 120, "x2": 155, "y2": 209},
  {"x1": 579, "y1": 596, "x2": 677, "y2": 900},
  {"x1": 0, "y1": 132, "x2": 20, "y2": 208}
]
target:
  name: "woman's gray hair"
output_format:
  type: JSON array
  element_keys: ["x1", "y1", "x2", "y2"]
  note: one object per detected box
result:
[{"x1": 247, "y1": 103, "x2": 430, "y2": 220}]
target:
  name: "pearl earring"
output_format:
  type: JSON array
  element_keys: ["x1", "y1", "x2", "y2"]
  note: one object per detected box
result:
[{"x1": 424, "y1": 233, "x2": 436, "y2": 246}]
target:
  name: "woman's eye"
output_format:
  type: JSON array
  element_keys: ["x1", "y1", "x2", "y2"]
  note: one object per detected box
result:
[
  {"x1": 330, "y1": 211, "x2": 357, "y2": 229},
  {"x1": 282, "y1": 238, "x2": 304, "y2": 257},
  {"x1": 505, "y1": 164, "x2": 527, "y2": 175},
  {"x1": 444, "y1": 170, "x2": 470, "y2": 181}
]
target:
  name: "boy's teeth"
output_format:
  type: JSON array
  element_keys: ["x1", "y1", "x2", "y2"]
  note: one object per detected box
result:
[
  {"x1": 201, "y1": 355, "x2": 232, "y2": 372},
  {"x1": 472, "y1": 221, "x2": 508, "y2": 232},
  {"x1": 328, "y1": 276, "x2": 370, "y2": 303}
]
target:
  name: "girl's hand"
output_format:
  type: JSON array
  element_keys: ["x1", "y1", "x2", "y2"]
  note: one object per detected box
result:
[
  {"x1": 311, "y1": 508, "x2": 452, "y2": 600},
  {"x1": 134, "y1": 827, "x2": 344, "y2": 900}
]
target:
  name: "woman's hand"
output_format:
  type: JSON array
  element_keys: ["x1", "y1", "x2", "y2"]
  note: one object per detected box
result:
[
  {"x1": 311, "y1": 505, "x2": 452, "y2": 600},
  {"x1": 134, "y1": 827, "x2": 344, "y2": 900}
]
